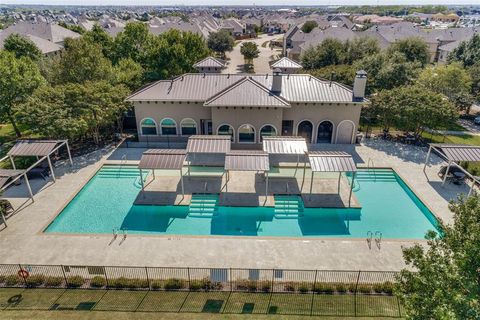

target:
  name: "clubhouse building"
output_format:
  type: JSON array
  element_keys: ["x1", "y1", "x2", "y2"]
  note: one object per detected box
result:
[{"x1": 127, "y1": 57, "x2": 367, "y2": 146}]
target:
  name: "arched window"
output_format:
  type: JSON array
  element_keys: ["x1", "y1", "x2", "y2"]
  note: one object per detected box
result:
[
  {"x1": 317, "y1": 121, "x2": 333, "y2": 143},
  {"x1": 217, "y1": 124, "x2": 234, "y2": 142},
  {"x1": 160, "y1": 118, "x2": 177, "y2": 135},
  {"x1": 180, "y1": 118, "x2": 197, "y2": 136},
  {"x1": 238, "y1": 124, "x2": 256, "y2": 143},
  {"x1": 260, "y1": 125, "x2": 277, "y2": 142},
  {"x1": 140, "y1": 118, "x2": 157, "y2": 135},
  {"x1": 297, "y1": 120, "x2": 313, "y2": 143}
]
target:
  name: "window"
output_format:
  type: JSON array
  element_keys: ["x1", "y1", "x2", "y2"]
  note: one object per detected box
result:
[
  {"x1": 217, "y1": 124, "x2": 234, "y2": 142},
  {"x1": 160, "y1": 118, "x2": 177, "y2": 135},
  {"x1": 281, "y1": 120, "x2": 293, "y2": 135},
  {"x1": 140, "y1": 118, "x2": 157, "y2": 135},
  {"x1": 238, "y1": 124, "x2": 255, "y2": 143},
  {"x1": 260, "y1": 125, "x2": 277, "y2": 141},
  {"x1": 180, "y1": 118, "x2": 197, "y2": 136}
]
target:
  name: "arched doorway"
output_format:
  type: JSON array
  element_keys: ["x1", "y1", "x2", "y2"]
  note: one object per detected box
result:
[
  {"x1": 297, "y1": 120, "x2": 313, "y2": 143},
  {"x1": 336, "y1": 120, "x2": 355, "y2": 144},
  {"x1": 317, "y1": 121, "x2": 333, "y2": 143}
]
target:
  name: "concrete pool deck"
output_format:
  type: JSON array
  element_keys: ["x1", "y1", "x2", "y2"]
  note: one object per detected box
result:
[{"x1": 0, "y1": 139, "x2": 471, "y2": 271}]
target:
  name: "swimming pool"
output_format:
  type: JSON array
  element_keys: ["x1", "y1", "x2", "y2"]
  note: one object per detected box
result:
[{"x1": 45, "y1": 166, "x2": 439, "y2": 239}]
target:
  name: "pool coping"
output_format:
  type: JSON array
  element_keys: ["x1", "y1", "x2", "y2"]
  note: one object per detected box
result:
[{"x1": 40, "y1": 163, "x2": 439, "y2": 243}]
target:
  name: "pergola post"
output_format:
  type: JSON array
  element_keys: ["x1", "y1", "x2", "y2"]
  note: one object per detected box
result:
[
  {"x1": 24, "y1": 173, "x2": 34, "y2": 202},
  {"x1": 348, "y1": 172, "x2": 356, "y2": 208},
  {"x1": 139, "y1": 168, "x2": 145, "y2": 192},
  {"x1": 9, "y1": 156, "x2": 16, "y2": 170},
  {"x1": 180, "y1": 169, "x2": 185, "y2": 198},
  {"x1": 309, "y1": 171, "x2": 314, "y2": 195},
  {"x1": 1, "y1": 211, "x2": 6, "y2": 228},
  {"x1": 423, "y1": 145, "x2": 432, "y2": 172},
  {"x1": 47, "y1": 155, "x2": 56, "y2": 182},
  {"x1": 337, "y1": 172, "x2": 341, "y2": 194},
  {"x1": 225, "y1": 170, "x2": 228, "y2": 193},
  {"x1": 65, "y1": 141, "x2": 73, "y2": 166},
  {"x1": 442, "y1": 160, "x2": 452, "y2": 186},
  {"x1": 302, "y1": 153, "x2": 307, "y2": 191},
  {"x1": 265, "y1": 172, "x2": 269, "y2": 198}
]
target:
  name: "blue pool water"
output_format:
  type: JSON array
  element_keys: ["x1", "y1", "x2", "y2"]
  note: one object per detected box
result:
[{"x1": 45, "y1": 166, "x2": 439, "y2": 239}]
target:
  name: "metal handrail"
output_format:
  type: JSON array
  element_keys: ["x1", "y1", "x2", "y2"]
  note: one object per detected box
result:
[{"x1": 367, "y1": 158, "x2": 376, "y2": 181}]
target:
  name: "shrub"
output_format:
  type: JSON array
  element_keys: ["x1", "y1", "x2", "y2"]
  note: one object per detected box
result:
[
  {"x1": 5, "y1": 275, "x2": 20, "y2": 286},
  {"x1": 373, "y1": 283, "x2": 384, "y2": 293},
  {"x1": 90, "y1": 276, "x2": 106, "y2": 288},
  {"x1": 44, "y1": 276, "x2": 63, "y2": 287},
  {"x1": 335, "y1": 283, "x2": 348, "y2": 293},
  {"x1": 131, "y1": 279, "x2": 149, "y2": 289},
  {"x1": 110, "y1": 277, "x2": 148, "y2": 289},
  {"x1": 236, "y1": 279, "x2": 257, "y2": 292},
  {"x1": 259, "y1": 281, "x2": 271, "y2": 293},
  {"x1": 284, "y1": 282, "x2": 296, "y2": 292},
  {"x1": 357, "y1": 284, "x2": 372, "y2": 294},
  {"x1": 26, "y1": 274, "x2": 45, "y2": 287},
  {"x1": 189, "y1": 280, "x2": 203, "y2": 291},
  {"x1": 150, "y1": 280, "x2": 162, "y2": 290},
  {"x1": 347, "y1": 282, "x2": 357, "y2": 293},
  {"x1": 382, "y1": 281, "x2": 394, "y2": 294},
  {"x1": 164, "y1": 278, "x2": 185, "y2": 290},
  {"x1": 314, "y1": 283, "x2": 335, "y2": 294},
  {"x1": 0, "y1": 275, "x2": 6, "y2": 284},
  {"x1": 298, "y1": 283, "x2": 311, "y2": 294},
  {"x1": 67, "y1": 275, "x2": 84, "y2": 288}
]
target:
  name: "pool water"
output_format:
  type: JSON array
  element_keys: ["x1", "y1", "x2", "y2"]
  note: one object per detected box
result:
[{"x1": 45, "y1": 166, "x2": 439, "y2": 239}]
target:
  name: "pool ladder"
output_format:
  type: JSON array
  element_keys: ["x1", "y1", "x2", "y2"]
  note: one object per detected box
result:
[
  {"x1": 367, "y1": 158, "x2": 376, "y2": 181},
  {"x1": 367, "y1": 231, "x2": 382, "y2": 250}
]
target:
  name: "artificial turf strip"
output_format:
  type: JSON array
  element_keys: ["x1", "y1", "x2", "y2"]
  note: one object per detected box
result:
[{"x1": 0, "y1": 288, "x2": 403, "y2": 318}]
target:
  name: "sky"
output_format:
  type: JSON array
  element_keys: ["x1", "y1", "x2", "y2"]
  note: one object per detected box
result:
[{"x1": 1, "y1": 0, "x2": 477, "y2": 6}]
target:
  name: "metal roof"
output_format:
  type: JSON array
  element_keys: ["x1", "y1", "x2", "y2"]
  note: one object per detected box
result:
[
  {"x1": 186, "y1": 135, "x2": 231, "y2": 154},
  {"x1": 262, "y1": 136, "x2": 308, "y2": 155},
  {"x1": 308, "y1": 151, "x2": 357, "y2": 172},
  {"x1": 0, "y1": 169, "x2": 25, "y2": 177},
  {"x1": 431, "y1": 144, "x2": 480, "y2": 162},
  {"x1": 271, "y1": 57, "x2": 302, "y2": 69},
  {"x1": 204, "y1": 77, "x2": 290, "y2": 107},
  {"x1": 193, "y1": 57, "x2": 226, "y2": 68},
  {"x1": 138, "y1": 149, "x2": 187, "y2": 170},
  {"x1": 225, "y1": 150, "x2": 270, "y2": 171},
  {"x1": 127, "y1": 73, "x2": 359, "y2": 103},
  {"x1": 7, "y1": 140, "x2": 59, "y2": 157}
]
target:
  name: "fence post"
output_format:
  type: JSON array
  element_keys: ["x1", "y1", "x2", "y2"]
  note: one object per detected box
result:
[
  {"x1": 229, "y1": 268, "x2": 232, "y2": 292},
  {"x1": 187, "y1": 267, "x2": 191, "y2": 289},
  {"x1": 354, "y1": 270, "x2": 361, "y2": 317},
  {"x1": 104, "y1": 268, "x2": 109, "y2": 288},
  {"x1": 145, "y1": 267, "x2": 150, "y2": 290},
  {"x1": 61, "y1": 265, "x2": 68, "y2": 288},
  {"x1": 18, "y1": 264, "x2": 27, "y2": 287},
  {"x1": 310, "y1": 270, "x2": 318, "y2": 316}
]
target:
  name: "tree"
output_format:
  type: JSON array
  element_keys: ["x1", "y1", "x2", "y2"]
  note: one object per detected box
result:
[
  {"x1": 240, "y1": 41, "x2": 260, "y2": 65},
  {"x1": 112, "y1": 22, "x2": 152, "y2": 64},
  {"x1": 58, "y1": 21, "x2": 85, "y2": 35},
  {"x1": 207, "y1": 30, "x2": 234, "y2": 58},
  {"x1": 84, "y1": 24, "x2": 114, "y2": 60},
  {"x1": 467, "y1": 62, "x2": 480, "y2": 103},
  {"x1": 395, "y1": 195, "x2": 480, "y2": 320},
  {"x1": 0, "y1": 51, "x2": 45, "y2": 137},
  {"x1": 301, "y1": 38, "x2": 345, "y2": 69},
  {"x1": 306, "y1": 64, "x2": 357, "y2": 86},
  {"x1": 301, "y1": 20, "x2": 318, "y2": 33},
  {"x1": 417, "y1": 63, "x2": 473, "y2": 112},
  {"x1": 448, "y1": 34, "x2": 480, "y2": 67},
  {"x1": 113, "y1": 58, "x2": 144, "y2": 90},
  {"x1": 344, "y1": 36, "x2": 380, "y2": 64},
  {"x1": 143, "y1": 29, "x2": 210, "y2": 81},
  {"x1": 388, "y1": 37, "x2": 430, "y2": 66},
  {"x1": 3, "y1": 33, "x2": 42, "y2": 61},
  {"x1": 369, "y1": 86, "x2": 457, "y2": 135},
  {"x1": 55, "y1": 37, "x2": 113, "y2": 84}
]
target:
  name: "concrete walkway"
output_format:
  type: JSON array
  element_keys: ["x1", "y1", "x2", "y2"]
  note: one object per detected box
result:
[{"x1": 0, "y1": 139, "x2": 470, "y2": 271}]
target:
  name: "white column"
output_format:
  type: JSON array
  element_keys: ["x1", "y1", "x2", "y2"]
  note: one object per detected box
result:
[
  {"x1": 265, "y1": 172, "x2": 269, "y2": 198},
  {"x1": 442, "y1": 161, "x2": 452, "y2": 186},
  {"x1": 423, "y1": 146, "x2": 432, "y2": 172},
  {"x1": 24, "y1": 173, "x2": 34, "y2": 202},
  {"x1": 47, "y1": 155, "x2": 56, "y2": 182},
  {"x1": 9, "y1": 156, "x2": 16, "y2": 170},
  {"x1": 180, "y1": 169, "x2": 185, "y2": 198},
  {"x1": 65, "y1": 141, "x2": 73, "y2": 166}
]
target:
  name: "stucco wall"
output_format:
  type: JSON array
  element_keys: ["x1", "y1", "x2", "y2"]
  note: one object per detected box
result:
[{"x1": 134, "y1": 101, "x2": 362, "y2": 144}]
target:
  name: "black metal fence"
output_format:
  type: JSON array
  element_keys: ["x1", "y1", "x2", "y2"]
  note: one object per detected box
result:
[
  {"x1": 0, "y1": 264, "x2": 404, "y2": 317},
  {"x1": 0, "y1": 264, "x2": 397, "y2": 294}
]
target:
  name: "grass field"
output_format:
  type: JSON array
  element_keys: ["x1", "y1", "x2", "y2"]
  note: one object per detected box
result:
[{"x1": 0, "y1": 288, "x2": 404, "y2": 319}]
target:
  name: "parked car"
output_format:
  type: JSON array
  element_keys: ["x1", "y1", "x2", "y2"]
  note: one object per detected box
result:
[{"x1": 474, "y1": 116, "x2": 480, "y2": 125}]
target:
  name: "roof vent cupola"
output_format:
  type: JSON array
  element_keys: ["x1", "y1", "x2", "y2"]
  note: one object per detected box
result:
[
  {"x1": 353, "y1": 70, "x2": 367, "y2": 101},
  {"x1": 272, "y1": 68, "x2": 282, "y2": 94}
]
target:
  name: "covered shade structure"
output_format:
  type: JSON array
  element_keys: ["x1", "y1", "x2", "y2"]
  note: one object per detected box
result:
[
  {"x1": 262, "y1": 136, "x2": 308, "y2": 155},
  {"x1": 138, "y1": 149, "x2": 187, "y2": 197},
  {"x1": 307, "y1": 151, "x2": 357, "y2": 207},
  {"x1": 186, "y1": 135, "x2": 231, "y2": 154},
  {"x1": 424, "y1": 144, "x2": 480, "y2": 194},
  {"x1": 224, "y1": 151, "x2": 270, "y2": 196}
]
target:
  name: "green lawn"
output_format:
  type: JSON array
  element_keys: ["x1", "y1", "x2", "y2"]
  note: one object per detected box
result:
[
  {"x1": 0, "y1": 288, "x2": 403, "y2": 319},
  {"x1": 421, "y1": 132, "x2": 480, "y2": 146}
]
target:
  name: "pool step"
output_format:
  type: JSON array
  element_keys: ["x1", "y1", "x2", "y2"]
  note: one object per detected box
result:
[
  {"x1": 188, "y1": 194, "x2": 219, "y2": 217},
  {"x1": 274, "y1": 195, "x2": 304, "y2": 219},
  {"x1": 354, "y1": 171, "x2": 397, "y2": 182}
]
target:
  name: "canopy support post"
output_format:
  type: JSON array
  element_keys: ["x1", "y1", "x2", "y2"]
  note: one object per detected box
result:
[
  {"x1": 66, "y1": 141, "x2": 73, "y2": 166},
  {"x1": 9, "y1": 156, "x2": 16, "y2": 170},
  {"x1": 294, "y1": 154, "x2": 300, "y2": 176},
  {"x1": 180, "y1": 169, "x2": 185, "y2": 198},
  {"x1": 265, "y1": 172, "x2": 269, "y2": 198},
  {"x1": 337, "y1": 172, "x2": 341, "y2": 194},
  {"x1": 47, "y1": 155, "x2": 56, "y2": 182},
  {"x1": 1, "y1": 211, "x2": 6, "y2": 228},
  {"x1": 309, "y1": 171, "x2": 314, "y2": 200},
  {"x1": 24, "y1": 173, "x2": 34, "y2": 202},
  {"x1": 423, "y1": 145, "x2": 432, "y2": 172},
  {"x1": 442, "y1": 161, "x2": 452, "y2": 186},
  {"x1": 468, "y1": 178, "x2": 475, "y2": 197},
  {"x1": 302, "y1": 153, "x2": 307, "y2": 192},
  {"x1": 348, "y1": 172, "x2": 355, "y2": 208},
  {"x1": 139, "y1": 168, "x2": 145, "y2": 195}
]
